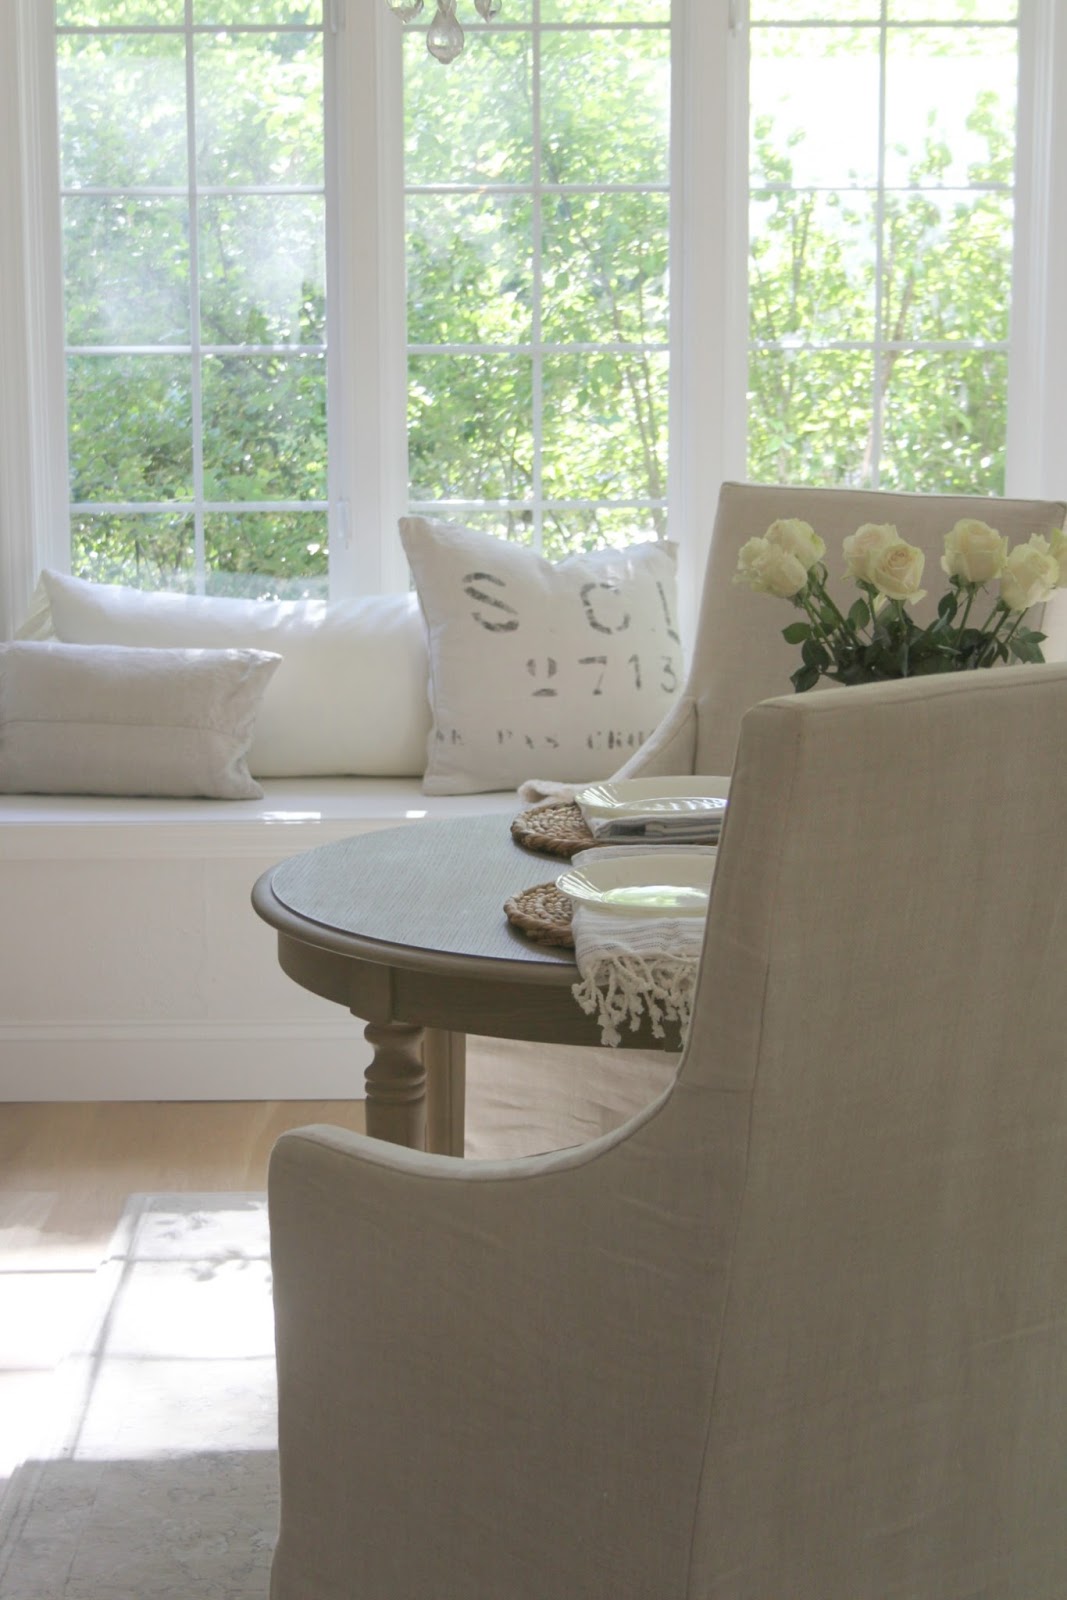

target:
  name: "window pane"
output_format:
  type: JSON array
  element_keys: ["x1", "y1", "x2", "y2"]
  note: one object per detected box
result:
[
  {"x1": 193, "y1": 1, "x2": 323, "y2": 22},
  {"x1": 64, "y1": 197, "x2": 190, "y2": 345},
  {"x1": 201, "y1": 354, "x2": 326, "y2": 500},
  {"x1": 747, "y1": 348, "x2": 875, "y2": 487},
  {"x1": 68, "y1": 355, "x2": 193, "y2": 500},
  {"x1": 541, "y1": 508, "x2": 665, "y2": 560},
  {"x1": 406, "y1": 195, "x2": 532, "y2": 346},
  {"x1": 195, "y1": 32, "x2": 323, "y2": 188},
  {"x1": 204, "y1": 513, "x2": 328, "y2": 599},
  {"x1": 58, "y1": 32, "x2": 187, "y2": 188},
  {"x1": 541, "y1": 1, "x2": 668, "y2": 19},
  {"x1": 541, "y1": 352, "x2": 668, "y2": 517},
  {"x1": 889, "y1": 1, "x2": 1017, "y2": 19},
  {"x1": 57, "y1": 0, "x2": 184, "y2": 22},
  {"x1": 879, "y1": 351, "x2": 1007, "y2": 494},
  {"x1": 881, "y1": 191, "x2": 1012, "y2": 345},
  {"x1": 750, "y1": 189, "x2": 876, "y2": 345},
  {"x1": 408, "y1": 355, "x2": 533, "y2": 502},
  {"x1": 540, "y1": 28, "x2": 669, "y2": 185},
  {"x1": 750, "y1": 2, "x2": 879, "y2": 16},
  {"x1": 542, "y1": 193, "x2": 669, "y2": 345},
  {"x1": 884, "y1": 28, "x2": 1017, "y2": 188},
  {"x1": 404, "y1": 33, "x2": 533, "y2": 188},
  {"x1": 199, "y1": 195, "x2": 325, "y2": 346},
  {"x1": 750, "y1": 28, "x2": 880, "y2": 189},
  {"x1": 72, "y1": 513, "x2": 195, "y2": 589}
]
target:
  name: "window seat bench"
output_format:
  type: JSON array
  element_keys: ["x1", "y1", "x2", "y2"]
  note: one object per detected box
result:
[{"x1": 0, "y1": 780, "x2": 524, "y2": 1102}]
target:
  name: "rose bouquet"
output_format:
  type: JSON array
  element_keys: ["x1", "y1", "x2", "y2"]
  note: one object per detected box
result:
[{"x1": 734, "y1": 516, "x2": 1064, "y2": 692}]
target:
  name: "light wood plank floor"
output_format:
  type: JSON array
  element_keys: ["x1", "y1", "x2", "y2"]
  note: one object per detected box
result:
[{"x1": 0, "y1": 1100, "x2": 366, "y2": 1490}]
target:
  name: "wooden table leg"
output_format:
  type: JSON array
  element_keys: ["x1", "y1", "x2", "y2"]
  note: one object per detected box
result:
[
  {"x1": 362, "y1": 1021, "x2": 427, "y2": 1150},
  {"x1": 424, "y1": 1029, "x2": 466, "y2": 1157}
]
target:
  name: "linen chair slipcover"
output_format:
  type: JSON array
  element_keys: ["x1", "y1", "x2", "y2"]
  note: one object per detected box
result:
[
  {"x1": 614, "y1": 480, "x2": 1067, "y2": 782},
  {"x1": 269, "y1": 664, "x2": 1067, "y2": 1600}
]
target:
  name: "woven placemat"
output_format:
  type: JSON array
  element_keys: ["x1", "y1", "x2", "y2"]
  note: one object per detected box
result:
[
  {"x1": 511, "y1": 802, "x2": 595, "y2": 859},
  {"x1": 504, "y1": 881, "x2": 575, "y2": 947}
]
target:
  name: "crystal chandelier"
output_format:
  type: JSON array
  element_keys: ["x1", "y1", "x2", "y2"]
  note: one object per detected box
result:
[{"x1": 386, "y1": 0, "x2": 501, "y2": 65}]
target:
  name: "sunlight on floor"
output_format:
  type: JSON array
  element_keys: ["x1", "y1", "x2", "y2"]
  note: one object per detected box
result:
[{"x1": 1, "y1": 1199, "x2": 276, "y2": 1471}]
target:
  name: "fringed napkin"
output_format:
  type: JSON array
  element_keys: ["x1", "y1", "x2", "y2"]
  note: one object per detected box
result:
[{"x1": 568, "y1": 845, "x2": 716, "y2": 1047}]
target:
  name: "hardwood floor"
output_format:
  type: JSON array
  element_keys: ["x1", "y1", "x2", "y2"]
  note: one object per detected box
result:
[{"x1": 0, "y1": 1100, "x2": 366, "y2": 1490}]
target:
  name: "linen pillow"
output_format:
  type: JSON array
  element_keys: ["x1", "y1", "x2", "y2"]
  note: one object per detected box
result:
[
  {"x1": 21, "y1": 572, "x2": 431, "y2": 778},
  {"x1": 0, "y1": 641, "x2": 280, "y2": 800},
  {"x1": 399, "y1": 517, "x2": 684, "y2": 794}
]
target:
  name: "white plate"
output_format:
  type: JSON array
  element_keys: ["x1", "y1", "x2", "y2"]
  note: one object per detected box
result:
[
  {"x1": 556, "y1": 851, "x2": 716, "y2": 916},
  {"x1": 575, "y1": 776, "x2": 729, "y2": 821}
]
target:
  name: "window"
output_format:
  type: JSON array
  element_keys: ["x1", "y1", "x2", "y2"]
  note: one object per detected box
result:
[
  {"x1": 747, "y1": 1, "x2": 1018, "y2": 494},
  {"x1": 56, "y1": 0, "x2": 328, "y2": 596},
  {"x1": 53, "y1": 0, "x2": 675, "y2": 596},
  {"x1": 2, "y1": 0, "x2": 1063, "y2": 640},
  {"x1": 402, "y1": 2, "x2": 672, "y2": 556}
]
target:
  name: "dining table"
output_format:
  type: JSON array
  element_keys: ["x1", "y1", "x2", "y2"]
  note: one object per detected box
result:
[{"x1": 251, "y1": 811, "x2": 687, "y2": 1156}]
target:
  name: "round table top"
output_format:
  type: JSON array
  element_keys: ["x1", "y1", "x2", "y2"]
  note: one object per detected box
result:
[{"x1": 256, "y1": 812, "x2": 577, "y2": 984}]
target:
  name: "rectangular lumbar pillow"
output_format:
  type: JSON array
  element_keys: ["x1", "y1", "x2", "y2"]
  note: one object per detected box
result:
[
  {"x1": 399, "y1": 517, "x2": 684, "y2": 794},
  {"x1": 20, "y1": 572, "x2": 431, "y2": 779},
  {"x1": 0, "y1": 641, "x2": 280, "y2": 799}
]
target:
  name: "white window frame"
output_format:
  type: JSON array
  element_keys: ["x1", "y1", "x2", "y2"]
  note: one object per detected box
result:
[{"x1": 1, "y1": 0, "x2": 1063, "y2": 650}]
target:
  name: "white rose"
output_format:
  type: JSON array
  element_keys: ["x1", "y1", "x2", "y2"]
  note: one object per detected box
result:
[
  {"x1": 734, "y1": 536, "x2": 808, "y2": 599},
  {"x1": 940, "y1": 519, "x2": 1008, "y2": 585},
  {"x1": 764, "y1": 517, "x2": 825, "y2": 572},
  {"x1": 1048, "y1": 527, "x2": 1067, "y2": 587},
  {"x1": 842, "y1": 522, "x2": 898, "y2": 583},
  {"x1": 735, "y1": 536, "x2": 769, "y2": 590},
  {"x1": 868, "y1": 539, "x2": 927, "y2": 603},
  {"x1": 1000, "y1": 536, "x2": 1059, "y2": 612}
]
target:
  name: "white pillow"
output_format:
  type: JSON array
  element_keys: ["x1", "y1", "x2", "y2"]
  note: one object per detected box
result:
[
  {"x1": 399, "y1": 517, "x2": 684, "y2": 794},
  {"x1": 0, "y1": 641, "x2": 280, "y2": 800},
  {"x1": 23, "y1": 572, "x2": 431, "y2": 779}
]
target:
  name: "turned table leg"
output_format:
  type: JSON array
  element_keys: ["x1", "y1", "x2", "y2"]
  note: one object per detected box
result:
[
  {"x1": 362, "y1": 1021, "x2": 427, "y2": 1150},
  {"x1": 424, "y1": 1029, "x2": 466, "y2": 1157}
]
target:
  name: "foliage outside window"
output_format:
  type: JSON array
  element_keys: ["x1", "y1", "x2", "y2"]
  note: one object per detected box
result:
[
  {"x1": 57, "y1": 0, "x2": 328, "y2": 597},
  {"x1": 402, "y1": 2, "x2": 672, "y2": 558},
  {"x1": 53, "y1": 0, "x2": 1023, "y2": 598},
  {"x1": 748, "y1": 0, "x2": 1018, "y2": 495}
]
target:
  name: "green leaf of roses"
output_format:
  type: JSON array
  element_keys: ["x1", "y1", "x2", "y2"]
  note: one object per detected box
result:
[
  {"x1": 791, "y1": 664, "x2": 820, "y2": 693},
  {"x1": 848, "y1": 598, "x2": 870, "y2": 630},
  {"x1": 782, "y1": 621, "x2": 812, "y2": 644}
]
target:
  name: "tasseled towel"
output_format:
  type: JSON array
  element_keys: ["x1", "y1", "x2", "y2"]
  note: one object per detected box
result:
[{"x1": 567, "y1": 845, "x2": 716, "y2": 1047}]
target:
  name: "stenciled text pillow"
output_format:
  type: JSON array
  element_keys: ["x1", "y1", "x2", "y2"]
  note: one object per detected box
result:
[{"x1": 399, "y1": 518, "x2": 684, "y2": 794}]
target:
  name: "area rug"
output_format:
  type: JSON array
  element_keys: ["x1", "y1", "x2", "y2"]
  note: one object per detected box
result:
[{"x1": 0, "y1": 1194, "x2": 277, "y2": 1600}]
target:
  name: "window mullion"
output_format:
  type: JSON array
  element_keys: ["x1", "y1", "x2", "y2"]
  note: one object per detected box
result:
[
  {"x1": 1006, "y1": 0, "x2": 1067, "y2": 505},
  {"x1": 183, "y1": 0, "x2": 206, "y2": 593},
  {"x1": 328, "y1": 0, "x2": 407, "y2": 597},
  {"x1": 869, "y1": 0, "x2": 888, "y2": 491},
  {"x1": 531, "y1": 0, "x2": 544, "y2": 556}
]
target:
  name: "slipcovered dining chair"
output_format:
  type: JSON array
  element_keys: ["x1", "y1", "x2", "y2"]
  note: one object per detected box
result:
[
  {"x1": 268, "y1": 663, "x2": 1067, "y2": 1599},
  {"x1": 614, "y1": 479, "x2": 1067, "y2": 782},
  {"x1": 466, "y1": 481, "x2": 1067, "y2": 1158}
]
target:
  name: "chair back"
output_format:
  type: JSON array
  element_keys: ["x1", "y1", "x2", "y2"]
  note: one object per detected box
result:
[
  {"x1": 687, "y1": 481, "x2": 1067, "y2": 774},
  {"x1": 663, "y1": 663, "x2": 1067, "y2": 1593}
]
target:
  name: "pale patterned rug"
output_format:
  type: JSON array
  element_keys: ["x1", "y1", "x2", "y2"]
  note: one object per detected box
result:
[{"x1": 0, "y1": 1195, "x2": 278, "y2": 1600}]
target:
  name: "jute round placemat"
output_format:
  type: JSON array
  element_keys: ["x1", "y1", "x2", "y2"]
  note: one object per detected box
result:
[
  {"x1": 510, "y1": 802, "x2": 595, "y2": 859},
  {"x1": 503, "y1": 881, "x2": 575, "y2": 947}
]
